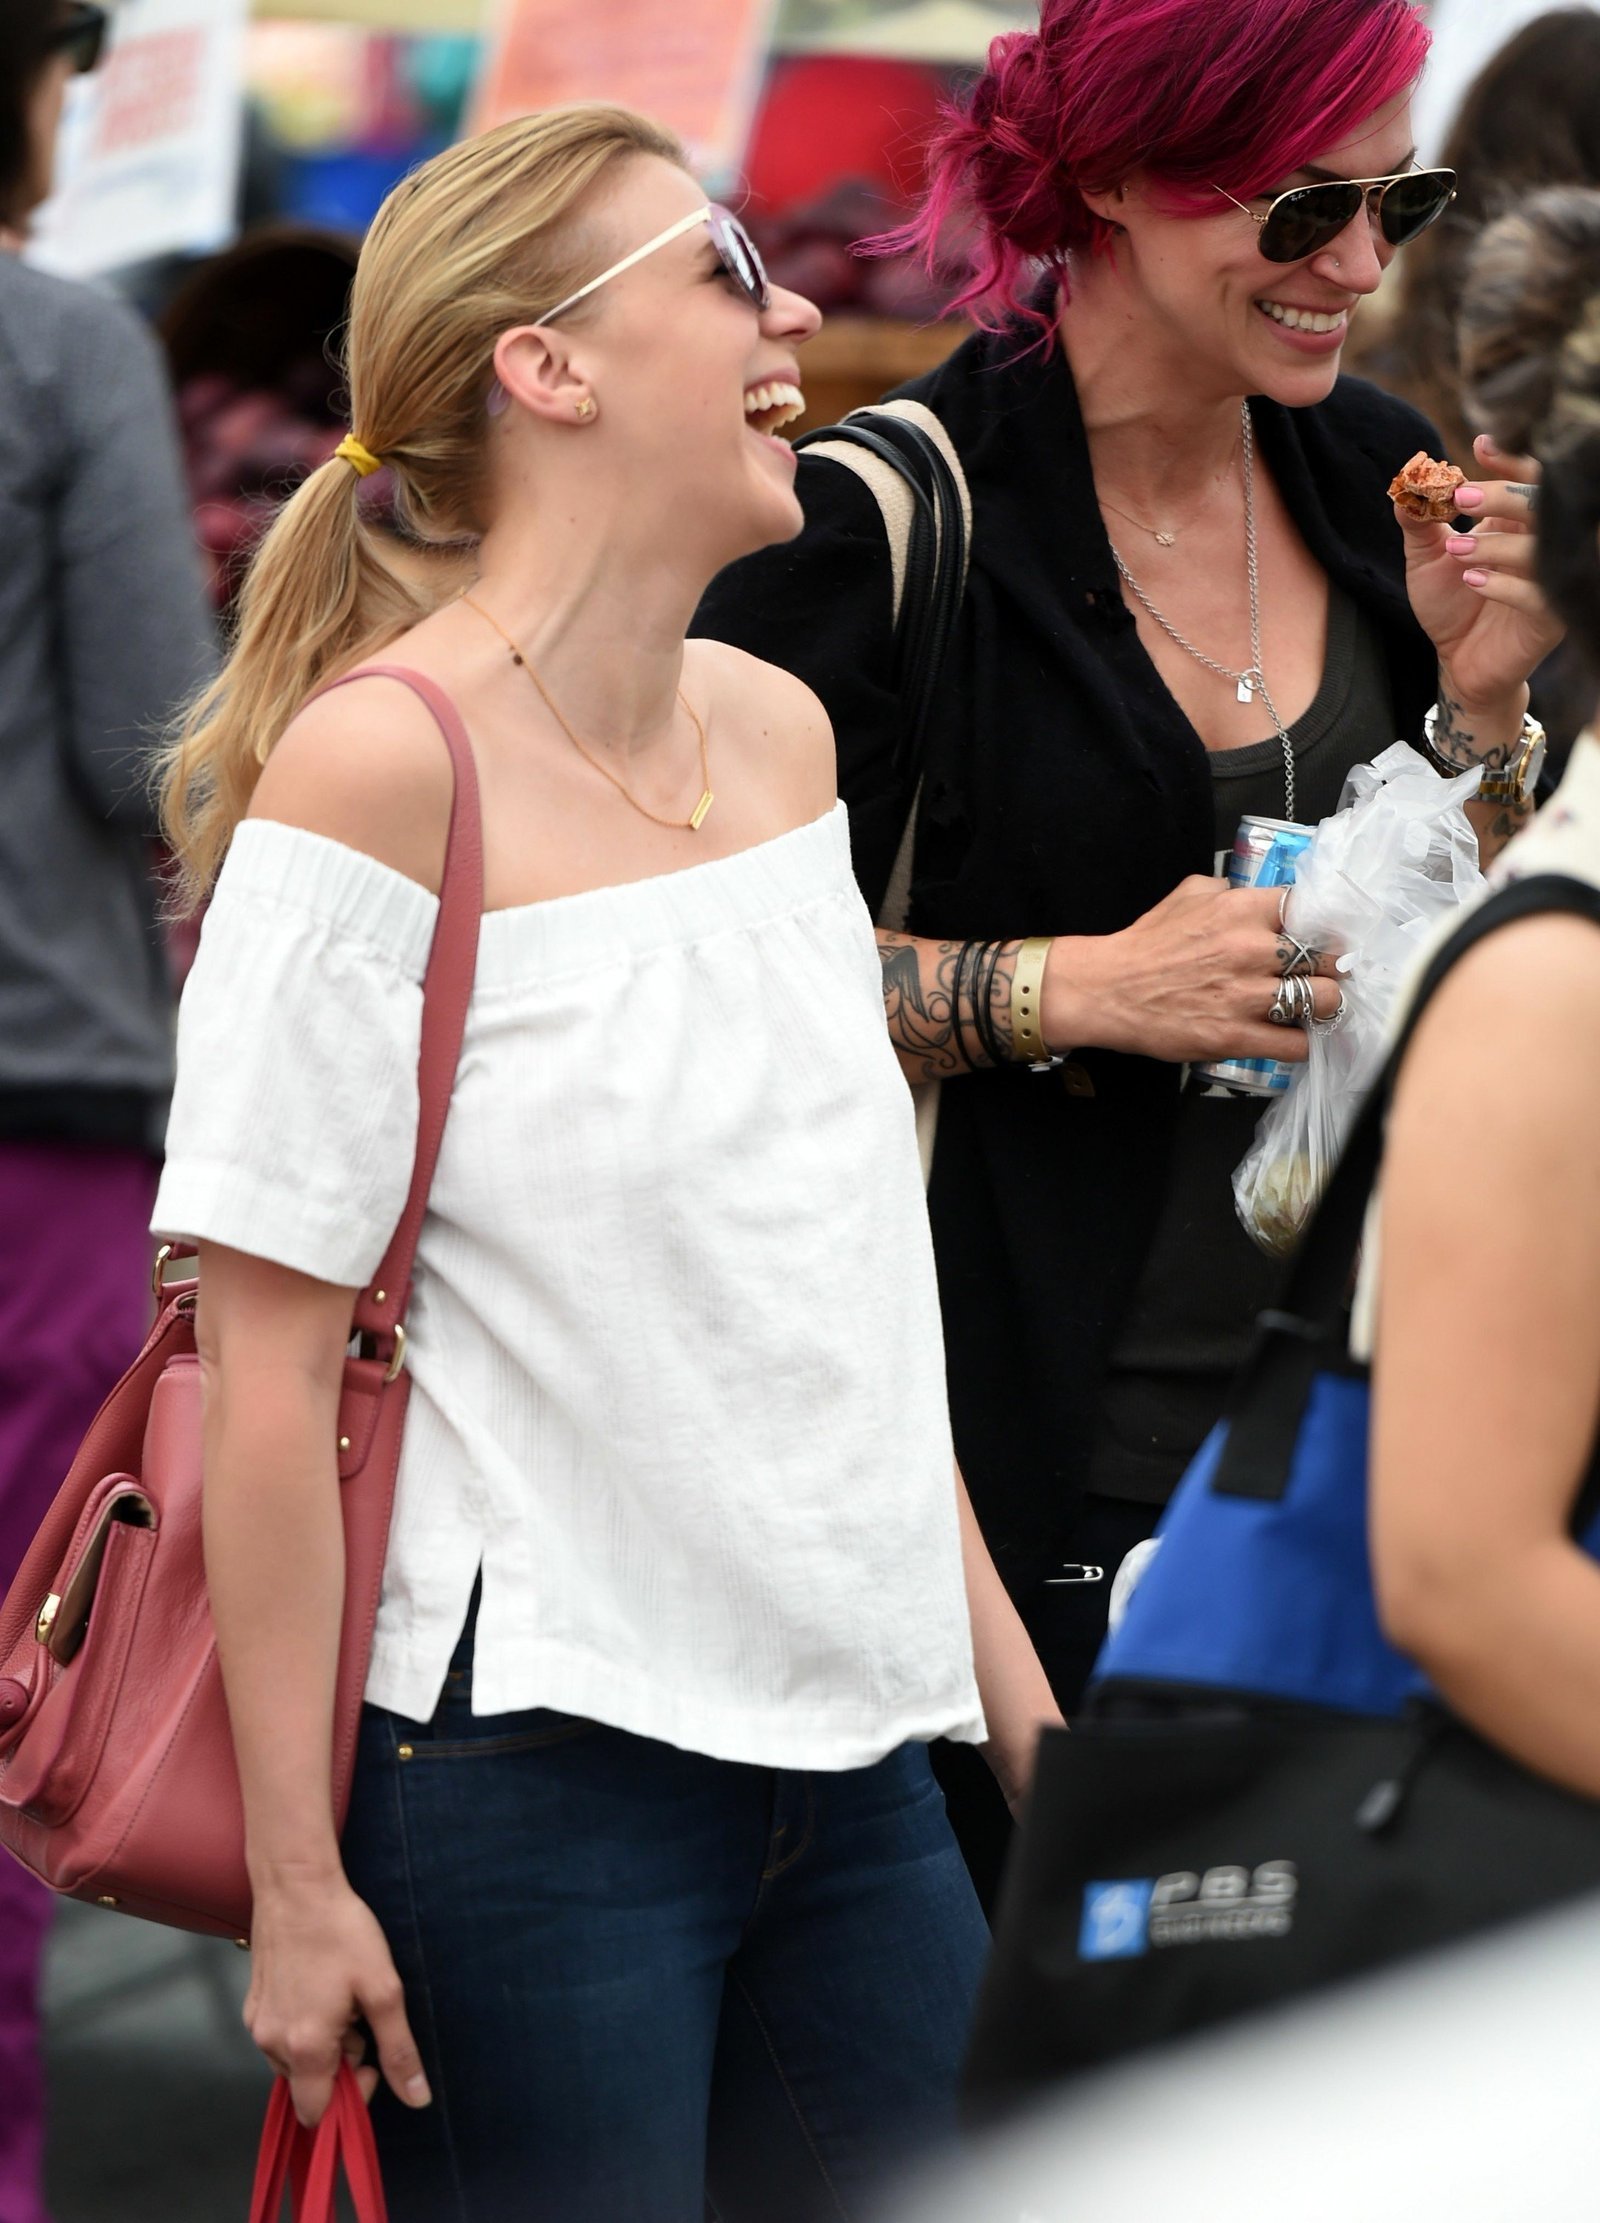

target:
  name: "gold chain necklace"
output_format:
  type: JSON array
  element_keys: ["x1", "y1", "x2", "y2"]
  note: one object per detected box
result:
[{"x1": 460, "y1": 592, "x2": 714, "y2": 832}]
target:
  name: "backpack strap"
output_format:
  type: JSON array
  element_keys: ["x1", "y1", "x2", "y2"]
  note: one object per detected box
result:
[
  {"x1": 1213, "y1": 872, "x2": 1600, "y2": 1502},
  {"x1": 794, "y1": 400, "x2": 970, "y2": 931}
]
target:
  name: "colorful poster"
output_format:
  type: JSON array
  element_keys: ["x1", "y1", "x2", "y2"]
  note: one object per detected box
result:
[
  {"x1": 473, "y1": 0, "x2": 778, "y2": 185},
  {"x1": 28, "y1": 0, "x2": 251, "y2": 278}
]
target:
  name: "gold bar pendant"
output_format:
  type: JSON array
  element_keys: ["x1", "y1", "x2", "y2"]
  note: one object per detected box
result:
[{"x1": 689, "y1": 790, "x2": 714, "y2": 831}]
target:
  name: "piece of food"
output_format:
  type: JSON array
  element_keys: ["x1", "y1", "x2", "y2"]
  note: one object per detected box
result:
[
  {"x1": 1241, "y1": 1153, "x2": 1319, "y2": 1260},
  {"x1": 1387, "y1": 450, "x2": 1466, "y2": 522}
]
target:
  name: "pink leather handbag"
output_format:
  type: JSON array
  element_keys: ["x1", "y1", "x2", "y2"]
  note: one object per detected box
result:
[{"x1": 0, "y1": 666, "x2": 482, "y2": 1940}]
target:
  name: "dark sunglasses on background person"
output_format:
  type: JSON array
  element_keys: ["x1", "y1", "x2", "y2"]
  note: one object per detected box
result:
[
  {"x1": 45, "y1": 2, "x2": 108, "y2": 75},
  {"x1": 1213, "y1": 167, "x2": 1457, "y2": 264}
]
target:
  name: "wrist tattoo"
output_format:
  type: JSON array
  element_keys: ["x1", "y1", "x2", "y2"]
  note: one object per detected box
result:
[
  {"x1": 1485, "y1": 795, "x2": 1535, "y2": 849},
  {"x1": 1434, "y1": 685, "x2": 1515, "y2": 773},
  {"x1": 877, "y1": 933, "x2": 1019, "y2": 1081}
]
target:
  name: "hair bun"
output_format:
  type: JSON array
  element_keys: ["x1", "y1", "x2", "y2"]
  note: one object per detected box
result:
[
  {"x1": 1461, "y1": 186, "x2": 1600, "y2": 458},
  {"x1": 967, "y1": 29, "x2": 1088, "y2": 259}
]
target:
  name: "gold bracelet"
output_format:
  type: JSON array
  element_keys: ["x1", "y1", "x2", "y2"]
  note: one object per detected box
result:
[{"x1": 1010, "y1": 936, "x2": 1056, "y2": 1066}]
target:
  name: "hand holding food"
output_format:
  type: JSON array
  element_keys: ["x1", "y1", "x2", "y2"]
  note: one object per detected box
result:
[
  {"x1": 1388, "y1": 450, "x2": 1466, "y2": 523},
  {"x1": 1395, "y1": 433, "x2": 1563, "y2": 715}
]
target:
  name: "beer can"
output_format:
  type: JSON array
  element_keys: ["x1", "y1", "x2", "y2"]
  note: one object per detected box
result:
[{"x1": 1195, "y1": 814, "x2": 1316, "y2": 1096}]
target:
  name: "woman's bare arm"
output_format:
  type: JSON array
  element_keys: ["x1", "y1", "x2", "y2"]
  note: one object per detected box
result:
[
  {"x1": 955, "y1": 1463, "x2": 1063, "y2": 1810},
  {"x1": 877, "y1": 875, "x2": 1343, "y2": 1084},
  {"x1": 1369, "y1": 912, "x2": 1600, "y2": 1793},
  {"x1": 199, "y1": 1243, "x2": 431, "y2": 2126}
]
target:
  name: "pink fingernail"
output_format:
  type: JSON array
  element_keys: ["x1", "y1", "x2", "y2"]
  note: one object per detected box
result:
[
  {"x1": 1462, "y1": 568, "x2": 1489, "y2": 587},
  {"x1": 1445, "y1": 535, "x2": 1476, "y2": 554},
  {"x1": 1453, "y1": 486, "x2": 1484, "y2": 508}
]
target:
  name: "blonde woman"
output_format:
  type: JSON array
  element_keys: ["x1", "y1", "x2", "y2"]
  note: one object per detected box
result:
[{"x1": 153, "y1": 108, "x2": 1059, "y2": 2222}]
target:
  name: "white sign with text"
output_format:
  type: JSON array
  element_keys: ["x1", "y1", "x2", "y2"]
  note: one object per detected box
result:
[{"x1": 27, "y1": 0, "x2": 250, "y2": 279}]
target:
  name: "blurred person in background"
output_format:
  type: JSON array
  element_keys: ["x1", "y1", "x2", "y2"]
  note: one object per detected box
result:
[
  {"x1": 0, "y1": 5, "x2": 213, "y2": 2220},
  {"x1": 1349, "y1": 10, "x2": 1600, "y2": 467},
  {"x1": 695, "y1": 0, "x2": 1561, "y2": 1902},
  {"x1": 1368, "y1": 186, "x2": 1600, "y2": 1783},
  {"x1": 1347, "y1": 7, "x2": 1600, "y2": 763},
  {"x1": 154, "y1": 103, "x2": 1056, "y2": 2221}
]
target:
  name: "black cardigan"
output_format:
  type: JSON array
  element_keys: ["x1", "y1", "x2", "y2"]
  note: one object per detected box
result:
[{"x1": 695, "y1": 324, "x2": 1439, "y2": 1592}]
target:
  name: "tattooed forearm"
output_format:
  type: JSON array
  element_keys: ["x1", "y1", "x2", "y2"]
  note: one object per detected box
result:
[
  {"x1": 1480, "y1": 794, "x2": 1535, "y2": 862},
  {"x1": 1432, "y1": 685, "x2": 1516, "y2": 772},
  {"x1": 876, "y1": 932, "x2": 1020, "y2": 1083}
]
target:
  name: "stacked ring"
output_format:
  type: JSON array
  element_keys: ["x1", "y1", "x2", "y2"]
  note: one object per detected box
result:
[{"x1": 1267, "y1": 976, "x2": 1316, "y2": 1027}]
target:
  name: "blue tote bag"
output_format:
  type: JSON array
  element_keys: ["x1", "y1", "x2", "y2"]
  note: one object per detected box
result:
[{"x1": 966, "y1": 874, "x2": 1600, "y2": 2115}]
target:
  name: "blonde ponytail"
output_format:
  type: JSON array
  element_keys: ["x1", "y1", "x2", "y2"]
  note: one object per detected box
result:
[{"x1": 161, "y1": 103, "x2": 685, "y2": 907}]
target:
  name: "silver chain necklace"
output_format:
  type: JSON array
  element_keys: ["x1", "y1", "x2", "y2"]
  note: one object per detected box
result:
[{"x1": 1106, "y1": 400, "x2": 1296, "y2": 822}]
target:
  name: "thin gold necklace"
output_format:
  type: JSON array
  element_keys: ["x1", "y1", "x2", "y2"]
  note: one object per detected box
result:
[
  {"x1": 460, "y1": 592, "x2": 714, "y2": 832},
  {"x1": 1096, "y1": 438, "x2": 1240, "y2": 548}
]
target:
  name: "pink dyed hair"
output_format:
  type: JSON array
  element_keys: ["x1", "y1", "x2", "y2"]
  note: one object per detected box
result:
[{"x1": 881, "y1": 0, "x2": 1430, "y2": 335}]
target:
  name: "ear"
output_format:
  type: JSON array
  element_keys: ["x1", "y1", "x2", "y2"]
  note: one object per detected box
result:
[
  {"x1": 1076, "y1": 178, "x2": 1130, "y2": 230},
  {"x1": 492, "y1": 324, "x2": 595, "y2": 427}
]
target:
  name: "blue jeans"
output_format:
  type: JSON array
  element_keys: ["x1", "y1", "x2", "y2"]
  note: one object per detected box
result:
[{"x1": 340, "y1": 1616, "x2": 989, "y2": 2223}]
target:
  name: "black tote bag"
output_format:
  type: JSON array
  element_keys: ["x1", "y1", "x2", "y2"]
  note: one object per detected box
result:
[{"x1": 966, "y1": 873, "x2": 1600, "y2": 2119}]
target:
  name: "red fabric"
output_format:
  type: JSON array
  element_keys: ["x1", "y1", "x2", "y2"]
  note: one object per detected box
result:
[{"x1": 743, "y1": 56, "x2": 944, "y2": 216}]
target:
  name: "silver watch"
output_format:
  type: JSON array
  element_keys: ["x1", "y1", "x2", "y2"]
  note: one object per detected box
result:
[{"x1": 1420, "y1": 705, "x2": 1546, "y2": 806}]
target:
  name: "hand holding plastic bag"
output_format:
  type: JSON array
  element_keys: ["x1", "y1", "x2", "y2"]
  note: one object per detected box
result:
[{"x1": 1233, "y1": 743, "x2": 1485, "y2": 1256}]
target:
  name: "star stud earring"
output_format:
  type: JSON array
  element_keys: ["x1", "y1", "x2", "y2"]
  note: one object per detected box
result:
[{"x1": 575, "y1": 396, "x2": 596, "y2": 420}]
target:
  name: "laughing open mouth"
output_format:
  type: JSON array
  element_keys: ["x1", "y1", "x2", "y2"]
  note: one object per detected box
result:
[{"x1": 744, "y1": 380, "x2": 805, "y2": 436}]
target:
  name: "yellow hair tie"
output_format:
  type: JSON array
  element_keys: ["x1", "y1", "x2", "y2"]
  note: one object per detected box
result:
[{"x1": 335, "y1": 432, "x2": 382, "y2": 478}]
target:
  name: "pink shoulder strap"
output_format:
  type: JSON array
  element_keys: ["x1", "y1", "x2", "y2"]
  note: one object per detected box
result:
[{"x1": 310, "y1": 663, "x2": 484, "y2": 1358}]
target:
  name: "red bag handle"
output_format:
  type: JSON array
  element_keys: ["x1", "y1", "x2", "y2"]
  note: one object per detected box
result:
[
  {"x1": 330, "y1": 665, "x2": 484, "y2": 1360},
  {"x1": 249, "y1": 2061, "x2": 388, "y2": 2223}
]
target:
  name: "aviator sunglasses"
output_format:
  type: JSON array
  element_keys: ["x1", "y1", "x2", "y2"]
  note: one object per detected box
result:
[
  {"x1": 1214, "y1": 167, "x2": 1457, "y2": 264},
  {"x1": 45, "y1": 2, "x2": 108, "y2": 75},
  {"x1": 538, "y1": 202, "x2": 771, "y2": 323}
]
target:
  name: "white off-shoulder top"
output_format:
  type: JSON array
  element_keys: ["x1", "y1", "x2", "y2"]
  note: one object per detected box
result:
[{"x1": 154, "y1": 803, "x2": 984, "y2": 1767}]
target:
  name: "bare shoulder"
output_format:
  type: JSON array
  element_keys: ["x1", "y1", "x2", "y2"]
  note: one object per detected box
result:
[
  {"x1": 691, "y1": 639, "x2": 837, "y2": 818},
  {"x1": 1423, "y1": 907, "x2": 1600, "y2": 1044},
  {"x1": 247, "y1": 672, "x2": 456, "y2": 894},
  {"x1": 1394, "y1": 907, "x2": 1600, "y2": 1157}
]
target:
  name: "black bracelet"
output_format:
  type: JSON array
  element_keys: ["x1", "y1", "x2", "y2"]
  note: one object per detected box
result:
[
  {"x1": 950, "y1": 939, "x2": 982, "y2": 1073},
  {"x1": 972, "y1": 939, "x2": 1010, "y2": 1070}
]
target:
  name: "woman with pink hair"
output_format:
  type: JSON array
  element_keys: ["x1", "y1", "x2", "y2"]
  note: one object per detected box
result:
[{"x1": 697, "y1": 0, "x2": 1564, "y2": 1896}]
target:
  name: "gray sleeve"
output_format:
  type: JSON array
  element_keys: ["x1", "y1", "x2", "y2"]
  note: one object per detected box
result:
[{"x1": 55, "y1": 290, "x2": 216, "y2": 835}]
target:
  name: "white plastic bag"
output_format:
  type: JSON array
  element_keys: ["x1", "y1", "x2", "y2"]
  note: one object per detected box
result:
[{"x1": 1233, "y1": 742, "x2": 1485, "y2": 1257}]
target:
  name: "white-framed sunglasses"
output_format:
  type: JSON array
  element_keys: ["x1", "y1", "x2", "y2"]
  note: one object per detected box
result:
[{"x1": 538, "y1": 202, "x2": 771, "y2": 323}]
